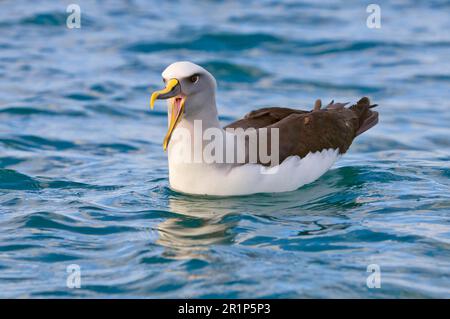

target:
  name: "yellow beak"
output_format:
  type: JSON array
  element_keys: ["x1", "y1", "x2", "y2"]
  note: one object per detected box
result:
[
  {"x1": 150, "y1": 78, "x2": 180, "y2": 110},
  {"x1": 150, "y1": 79, "x2": 185, "y2": 151}
]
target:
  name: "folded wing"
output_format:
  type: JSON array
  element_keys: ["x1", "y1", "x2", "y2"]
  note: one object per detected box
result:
[{"x1": 225, "y1": 97, "x2": 379, "y2": 165}]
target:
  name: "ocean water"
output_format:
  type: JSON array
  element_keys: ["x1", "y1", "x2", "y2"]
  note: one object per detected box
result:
[{"x1": 1, "y1": 0, "x2": 449, "y2": 298}]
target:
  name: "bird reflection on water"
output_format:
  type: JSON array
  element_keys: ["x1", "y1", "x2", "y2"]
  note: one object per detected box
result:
[{"x1": 154, "y1": 166, "x2": 366, "y2": 261}]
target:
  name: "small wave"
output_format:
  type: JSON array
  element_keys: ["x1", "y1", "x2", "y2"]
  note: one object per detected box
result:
[
  {"x1": 351, "y1": 137, "x2": 423, "y2": 152},
  {"x1": 20, "y1": 12, "x2": 67, "y2": 26},
  {"x1": 302, "y1": 40, "x2": 389, "y2": 55},
  {"x1": 86, "y1": 103, "x2": 136, "y2": 118},
  {"x1": 277, "y1": 78, "x2": 383, "y2": 94},
  {"x1": 89, "y1": 82, "x2": 124, "y2": 95},
  {"x1": 84, "y1": 143, "x2": 140, "y2": 154},
  {"x1": 0, "y1": 135, "x2": 75, "y2": 152},
  {"x1": 201, "y1": 61, "x2": 269, "y2": 83},
  {"x1": 372, "y1": 59, "x2": 420, "y2": 68},
  {"x1": 124, "y1": 32, "x2": 283, "y2": 53},
  {"x1": 139, "y1": 255, "x2": 174, "y2": 265},
  {"x1": 0, "y1": 134, "x2": 140, "y2": 155},
  {"x1": 426, "y1": 135, "x2": 450, "y2": 148},
  {"x1": 0, "y1": 106, "x2": 85, "y2": 117},
  {"x1": 0, "y1": 169, "x2": 118, "y2": 191},
  {"x1": 0, "y1": 244, "x2": 40, "y2": 252},
  {"x1": 20, "y1": 252, "x2": 80, "y2": 262},
  {"x1": 78, "y1": 207, "x2": 182, "y2": 222},
  {"x1": 410, "y1": 74, "x2": 450, "y2": 83},
  {"x1": 41, "y1": 179, "x2": 120, "y2": 191},
  {"x1": 0, "y1": 107, "x2": 56, "y2": 116},
  {"x1": 0, "y1": 169, "x2": 40, "y2": 190},
  {"x1": 10, "y1": 11, "x2": 94, "y2": 28},
  {"x1": 269, "y1": 39, "x2": 441, "y2": 56},
  {"x1": 229, "y1": 12, "x2": 345, "y2": 26},
  {"x1": 64, "y1": 93, "x2": 100, "y2": 101},
  {"x1": 0, "y1": 157, "x2": 26, "y2": 168},
  {"x1": 1, "y1": 0, "x2": 449, "y2": 299},
  {"x1": 145, "y1": 109, "x2": 168, "y2": 118},
  {"x1": 21, "y1": 211, "x2": 135, "y2": 236}
]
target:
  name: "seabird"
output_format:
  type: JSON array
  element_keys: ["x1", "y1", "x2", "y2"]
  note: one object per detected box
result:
[{"x1": 150, "y1": 61, "x2": 379, "y2": 196}]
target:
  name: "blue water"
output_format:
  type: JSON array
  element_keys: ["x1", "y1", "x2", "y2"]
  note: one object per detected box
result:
[{"x1": 1, "y1": 0, "x2": 449, "y2": 298}]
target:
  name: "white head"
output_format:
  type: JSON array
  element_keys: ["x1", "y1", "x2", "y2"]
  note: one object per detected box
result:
[{"x1": 150, "y1": 61, "x2": 218, "y2": 150}]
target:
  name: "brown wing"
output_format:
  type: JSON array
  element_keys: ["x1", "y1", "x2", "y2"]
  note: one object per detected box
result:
[
  {"x1": 225, "y1": 107, "x2": 309, "y2": 130},
  {"x1": 225, "y1": 97, "x2": 379, "y2": 165}
]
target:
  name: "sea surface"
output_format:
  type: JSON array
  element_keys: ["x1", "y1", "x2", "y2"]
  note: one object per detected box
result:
[{"x1": 0, "y1": 0, "x2": 449, "y2": 298}]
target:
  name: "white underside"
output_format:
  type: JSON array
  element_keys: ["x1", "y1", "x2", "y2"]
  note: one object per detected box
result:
[{"x1": 168, "y1": 148, "x2": 340, "y2": 196}]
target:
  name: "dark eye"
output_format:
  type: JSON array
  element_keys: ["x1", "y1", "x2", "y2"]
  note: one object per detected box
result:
[
  {"x1": 190, "y1": 74, "x2": 199, "y2": 83},
  {"x1": 162, "y1": 78, "x2": 167, "y2": 84}
]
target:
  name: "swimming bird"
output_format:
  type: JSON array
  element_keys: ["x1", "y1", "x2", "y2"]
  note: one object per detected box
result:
[{"x1": 150, "y1": 61, "x2": 379, "y2": 196}]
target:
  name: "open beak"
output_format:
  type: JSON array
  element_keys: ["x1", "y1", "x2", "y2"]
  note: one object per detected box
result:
[{"x1": 150, "y1": 78, "x2": 185, "y2": 151}]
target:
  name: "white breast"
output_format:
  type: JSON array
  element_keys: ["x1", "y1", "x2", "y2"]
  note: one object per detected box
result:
[{"x1": 168, "y1": 148, "x2": 340, "y2": 196}]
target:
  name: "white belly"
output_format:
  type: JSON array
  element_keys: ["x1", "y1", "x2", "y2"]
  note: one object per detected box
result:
[{"x1": 168, "y1": 148, "x2": 340, "y2": 196}]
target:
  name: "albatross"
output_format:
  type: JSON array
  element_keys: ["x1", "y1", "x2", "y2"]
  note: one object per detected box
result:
[{"x1": 150, "y1": 61, "x2": 379, "y2": 196}]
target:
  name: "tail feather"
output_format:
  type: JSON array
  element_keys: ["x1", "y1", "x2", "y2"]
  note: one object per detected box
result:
[
  {"x1": 326, "y1": 100, "x2": 349, "y2": 110},
  {"x1": 350, "y1": 97, "x2": 379, "y2": 136}
]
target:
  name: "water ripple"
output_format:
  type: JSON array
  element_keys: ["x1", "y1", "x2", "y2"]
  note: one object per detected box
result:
[
  {"x1": 0, "y1": 0, "x2": 449, "y2": 298},
  {"x1": 125, "y1": 32, "x2": 283, "y2": 53}
]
